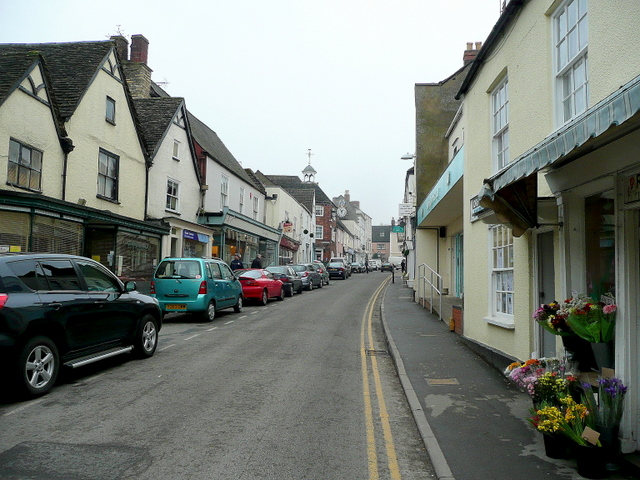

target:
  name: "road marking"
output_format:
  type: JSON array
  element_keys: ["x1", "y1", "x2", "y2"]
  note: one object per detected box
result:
[
  {"x1": 184, "y1": 334, "x2": 200, "y2": 341},
  {"x1": 224, "y1": 321, "x2": 234, "y2": 325},
  {"x1": 159, "y1": 344, "x2": 176, "y2": 351},
  {"x1": 4, "y1": 398, "x2": 44, "y2": 416},
  {"x1": 361, "y1": 277, "x2": 401, "y2": 480},
  {"x1": 207, "y1": 327, "x2": 218, "y2": 331}
]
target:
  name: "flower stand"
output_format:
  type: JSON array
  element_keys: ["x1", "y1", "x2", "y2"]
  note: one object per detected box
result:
[
  {"x1": 562, "y1": 335, "x2": 598, "y2": 371},
  {"x1": 575, "y1": 445, "x2": 607, "y2": 479},
  {"x1": 590, "y1": 341, "x2": 615, "y2": 370},
  {"x1": 542, "y1": 433, "x2": 571, "y2": 459},
  {"x1": 598, "y1": 425, "x2": 621, "y2": 471}
]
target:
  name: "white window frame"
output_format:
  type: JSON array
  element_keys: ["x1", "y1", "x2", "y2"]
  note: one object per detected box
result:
[
  {"x1": 106, "y1": 96, "x2": 116, "y2": 124},
  {"x1": 252, "y1": 196, "x2": 259, "y2": 220},
  {"x1": 220, "y1": 174, "x2": 229, "y2": 209},
  {"x1": 166, "y1": 178, "x2": 179, "y2": 212},
  {"x1": 315, "y1": 225, "x2": 323, "y2": 239},
  {"x1": 554, "y1": 0, "x2": 588, "y2": 125},
  {"x1": 239, "y1": 187, "x2": 245, "y2": 214},
  {"x1": 172, "y1": 140, "x2": 180, "y2": 160},
  {"x1": 315, "y1": 205, "x2": 324, "y2": 216},
  {"x1": 491, "y1": 78, "x2": 509, "y2": 172},
  {"x1": 489, "y1": 225, "x2": 514, "y2": 325}
]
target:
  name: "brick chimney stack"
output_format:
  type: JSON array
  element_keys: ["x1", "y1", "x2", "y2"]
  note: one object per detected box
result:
[
  {"x1": 130, "y1": 34, "x2": 149, "y2": 64},
  {"x1": 123, "y1": 34, "x2": 153, "y2": 99},
  {"x1": 463, "y1": 41, "x2": 483, "y2": 65},
  {"x1": 344, "y1": 190, "x2": 350, "y2": 203}
]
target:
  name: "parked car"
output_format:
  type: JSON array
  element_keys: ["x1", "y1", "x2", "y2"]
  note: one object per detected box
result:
[
  {"x1": 381, "y1": 262, "x2": 394, "y2": 272},
  {"x1": 351, "y1": 261, "x2": 365, "y2": 273},
  {"x1": 290, "y1": 263, "x2": 323, "y2": 290},
  {"x1": 151, "y1": 257, "x2": 243, "y2": 321},
  {"x1": 266, "y1": 265, "x2": 303, "y2": 296},
  {"x1": 0, "y1": 253, "x2": 162, "y2": 397},
  {"x1": 326, "y1": 262, "x2": 348, "y2": 279},
  {"x1": 329, "y1": 257, "x2": 351, "y2": 277},
  {"x1": 235, "y1": 269, "x2": 284, "y2": 305},
  {"x1": 312, "y1": 260, "x2": 330, "y2": 285}
]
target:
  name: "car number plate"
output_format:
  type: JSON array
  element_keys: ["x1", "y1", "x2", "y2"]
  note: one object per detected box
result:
[{"x1": 166, "y1": 304, "x2": 187, "y2": 310}]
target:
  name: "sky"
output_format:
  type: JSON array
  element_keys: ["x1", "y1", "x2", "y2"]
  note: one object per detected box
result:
[{"x1": 0, "y1": 0, "x2": 501, "y2": 225}]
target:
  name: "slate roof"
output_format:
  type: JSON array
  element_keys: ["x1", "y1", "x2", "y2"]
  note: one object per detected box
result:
[
  {"x1": 243, "y1": 168, "x2": 266, "y2": 195},
  {"x1": 132, "y1": 97, "x2": 185, "y2": 159},
  {"x1": 265, "y1": 175, "x2": 334, "y2": 207},
  {"x1": 187, "y1": 111, "x2": 255, "y2": 185},
  {"x1": 0, "y1": 41, "x2": 114, "y2": 121},
  {"x1": 253, "y1": 171, "x2": 313, "y2": 213}
]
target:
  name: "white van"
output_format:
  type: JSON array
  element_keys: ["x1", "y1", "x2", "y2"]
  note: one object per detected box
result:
[{"x1": 388, "y1": 256, "x2": 405, "y2": 270}]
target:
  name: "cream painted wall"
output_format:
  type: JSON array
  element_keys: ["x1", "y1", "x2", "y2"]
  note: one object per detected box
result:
[
  {"x1": 64, "y1": 52, "x2": 147, "y2": 219},
  {"x1": 461, "y1": 0, "x2": 640, "y2": 361},
  {"x1": 0, "y1": 64, "x2": 65, "y2": 199},
  {"x1": 204, "y1": 160, "x2": 265, "y2": 220},
  {"x1": 147, "y1": 120, "x2": 201, "y2": 222}
]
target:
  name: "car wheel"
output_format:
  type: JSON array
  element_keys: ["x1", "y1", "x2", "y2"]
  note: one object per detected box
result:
[
  {"x1": 297, "y1": 285, "x2": 304, "y2": 294},
  {"x1": 325, "y1": 278, "x2": 329, "y2": 286},
  {"x1": 17, "y1": 336, "x2": 59, "y2": 396},
  {"x1": 203, "y1": 301, "x2": 216, "y2": 321},
  {"x1": 277, "y1": 287, "x2": 285, "y2": 301},
  {"x1": 233, "y1": 295, "x2": 243, "y2": 313},
  {"x1": 134, "y1": 314, "x2": 159, "y2": 358},
  {"x1": 285, "y1": 286, "x2": 293, "y2": 297},
  {"x1": 305, "y1": 282, "x2": 312, "y2": 291},
  {"x1": 261, "y1": 289, "x2": 268, "y2": 305},
  {"x1": 318, "y1": 279, "x2": 323, "y2": 288}
]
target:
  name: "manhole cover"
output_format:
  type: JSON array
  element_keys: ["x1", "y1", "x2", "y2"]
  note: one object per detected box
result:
[
  {"x1": 366, "y1": 349, "x2": 389, "y2": 356},
  {"x1": 426, "y1": 378, "x2": 460, "y2": 385}
]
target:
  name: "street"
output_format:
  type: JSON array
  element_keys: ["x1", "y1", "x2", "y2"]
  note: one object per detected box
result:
[{"x1": 0, "y1": 273, "x2": 435, "y2": 480}]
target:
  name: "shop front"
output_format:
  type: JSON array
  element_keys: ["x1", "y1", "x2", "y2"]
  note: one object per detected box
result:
[
  {"x1": 200, "y1": 207, "x2": 281, "y2": 268},
  {"x1": 278, "y1": 235, "x2": 300, "y2": 265}
]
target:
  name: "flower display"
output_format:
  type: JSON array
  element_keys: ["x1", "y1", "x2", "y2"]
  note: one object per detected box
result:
[
  {"x1": 532, "y1": 302, "x2": 573, "y2": 336},
  {"x1": 530, "y1": 396, "x2": 600, "y2": 446},
  {"x1": 504, "y1": 358, "x2": 578, "y2": 404},
  {"x1": 562, "y1": 293, "x2": 616, "y2": 343},
  {"x1": 581, "y1": 377, "x2": 628, "y2": 428}
]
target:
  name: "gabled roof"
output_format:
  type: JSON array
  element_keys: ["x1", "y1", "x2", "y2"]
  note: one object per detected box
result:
[
  {"x1": 0, "y1": 41, "x2": 115, "y2": 120},
  {"x1": 133, "y1": 97, "x2": 185, "y2": 158},
  {"x1": 187, "y1": 111, "x2": 255, "y2": 185},
  {"x1": 0, "y1": 52, "x2": 67, "y2": 139},
  {"x1": 266, "y1": 175, "x2": 334, "y2": 207},
  {"x1": 243, "y1": 168, "x2": 266, "y2": 195},
  {"x1": 253, "y1": 170, "x2": 313, "y2": 214}
]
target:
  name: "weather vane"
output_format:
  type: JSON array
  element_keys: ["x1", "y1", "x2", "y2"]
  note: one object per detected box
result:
[{"x1": 306, "y1": 149, "x2": 314, "y2": 165}]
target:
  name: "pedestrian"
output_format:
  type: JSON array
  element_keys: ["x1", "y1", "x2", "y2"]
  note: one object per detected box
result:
[
  {"x1": 364, "y1": 259, "x2": 369, "y2": 274},
  {"x1": 401, "y1": 258, "x2": 406, "y2": 273},
  {"x1": 251, "y1": 253, "x2": 262, "y2": 269},
  {"x1": 230, "y1": 254, "x2": 244, "y2": 271}
]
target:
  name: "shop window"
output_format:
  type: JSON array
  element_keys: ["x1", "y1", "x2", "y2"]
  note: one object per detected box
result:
[
  {"x1": 585, "y1": 190, "x2": 615, "y2": 299},
  {"x1": 7, "y1": 139, "x2": 42, "y2": 191}
]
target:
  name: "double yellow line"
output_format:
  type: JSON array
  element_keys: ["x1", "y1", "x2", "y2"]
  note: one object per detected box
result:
[{"x1": 360, "y1": 277, "x2": 401, "y2": 480}]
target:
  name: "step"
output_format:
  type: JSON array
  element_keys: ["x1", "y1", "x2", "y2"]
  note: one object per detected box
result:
[{"x1": 64, "y1": 346, "x2": 134, "y2": 368}]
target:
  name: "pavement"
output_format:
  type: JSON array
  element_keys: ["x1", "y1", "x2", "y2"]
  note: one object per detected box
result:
[{"x1": 380, "y1": 278, "x2": 640, "y2": 480}]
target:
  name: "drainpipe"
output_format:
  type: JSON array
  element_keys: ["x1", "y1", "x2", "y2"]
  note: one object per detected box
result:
[{"x1": 59, "y1": 137, "x2": 75, "y2": 201}]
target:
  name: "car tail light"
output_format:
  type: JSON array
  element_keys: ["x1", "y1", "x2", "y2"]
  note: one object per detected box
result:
[
  {"x1": 301, "y1": 272, "x2": 309, "y2": 277},
  {"x1": 243, "y1": 279, "x2": 259, "y2": 286},
  {"x1": 198, "y1": 281, "x2": 207, "y2": 294},
  {"x1": 0, "y1": 293, "x2": 7, "y2": 308},
  {"x1": 150, "y1": 281, "x2": 156, "y2": 294}
]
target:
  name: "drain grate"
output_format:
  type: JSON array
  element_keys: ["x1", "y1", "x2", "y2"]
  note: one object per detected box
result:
[
  {"x1": 366, "y1": 349, "x2": 389, "y2": 356},
  {"x1": 426, "y1": 378, "x2": 460, "y2": 386}
]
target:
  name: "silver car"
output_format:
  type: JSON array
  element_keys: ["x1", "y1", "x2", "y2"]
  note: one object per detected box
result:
[{"x1": 290, "y1": 263, "x2": 323, "y2": 290}]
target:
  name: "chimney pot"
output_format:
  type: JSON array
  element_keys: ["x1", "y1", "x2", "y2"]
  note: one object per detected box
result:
[
  {"x1": 466, "y1": 42, "x2": 473, "y2": 50},
  {"x1": 130, "y1": 34, "x2": 149, "y2": 64},
  {"x1": 475, "y1": 41, "x2": 483, "y2": 50}
]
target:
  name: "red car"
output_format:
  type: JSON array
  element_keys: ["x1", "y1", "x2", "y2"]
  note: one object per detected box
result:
[{"x1": 235, "y1": 269, "x2": 285, "y2": 305}]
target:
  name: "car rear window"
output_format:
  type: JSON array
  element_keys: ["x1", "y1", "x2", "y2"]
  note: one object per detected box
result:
[
  {"x1": 327, "y1": 263, "x2": 342, "y2": 267},
  {"x1": 237, "y1": 270, "x2": 261, "y2": 279},
  {"x1": 290, "y1": 265, "x2": 306, "y2": 272},
  {"x1": 3, "y1": 259, "x2": 41, "y2": 292},
  {"x1": 267, "y1": 267, "x2": 286, "y2": 274},
  {"x1": 155, "y1": 260, "x2": 202, "y2": 279}
]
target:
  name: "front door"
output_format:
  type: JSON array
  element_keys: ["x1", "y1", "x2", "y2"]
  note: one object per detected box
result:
[{"x1": 537, "y1": 231, "x2": 556, "y2": 357}]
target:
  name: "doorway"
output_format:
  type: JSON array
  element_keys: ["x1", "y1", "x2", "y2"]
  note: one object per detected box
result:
[{"x1": 536, "y1": 231, "x2": 556, "y2": 357}]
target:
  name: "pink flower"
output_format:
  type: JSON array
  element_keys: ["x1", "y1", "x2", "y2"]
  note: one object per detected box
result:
[{"x1": 603, "y1": 305, "x2": 617, "y2": 315}]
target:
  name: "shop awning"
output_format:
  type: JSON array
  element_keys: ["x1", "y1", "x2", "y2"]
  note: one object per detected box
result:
[{"x1": 478, "y1": 74, "x2": 640, "y2": 236}]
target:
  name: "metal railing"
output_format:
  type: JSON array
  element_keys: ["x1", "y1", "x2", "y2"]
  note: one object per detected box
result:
[{"x1": 417, "y1": 263, "x2": 443, "y2": 321}]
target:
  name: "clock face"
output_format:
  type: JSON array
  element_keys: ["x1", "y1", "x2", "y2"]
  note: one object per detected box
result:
[{"x1": 337, "y1": 207, "x2": 347, "y2": 217}]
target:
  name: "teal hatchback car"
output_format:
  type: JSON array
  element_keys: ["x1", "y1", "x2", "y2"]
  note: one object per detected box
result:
[{"x1": 151, "y1": 258, "x2": 243, "y2": 321}]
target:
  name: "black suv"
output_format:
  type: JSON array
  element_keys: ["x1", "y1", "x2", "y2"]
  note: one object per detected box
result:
[{"x1": 0, "y1": 253, "x2": 162, "y2": 397}]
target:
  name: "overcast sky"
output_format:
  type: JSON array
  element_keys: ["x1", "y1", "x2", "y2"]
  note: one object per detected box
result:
[{"x1": 0, "y1": 0, "x2": 501, "y2": 225}]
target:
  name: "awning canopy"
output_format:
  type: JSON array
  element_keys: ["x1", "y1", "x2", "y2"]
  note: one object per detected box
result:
[{"x1": 478, "y1": 74, "x2": 640, "y2": 236}]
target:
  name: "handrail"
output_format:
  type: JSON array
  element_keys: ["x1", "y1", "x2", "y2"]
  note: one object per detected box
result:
[{"x1": 417, "y1": 263, "x2": 443, "y2": 321}]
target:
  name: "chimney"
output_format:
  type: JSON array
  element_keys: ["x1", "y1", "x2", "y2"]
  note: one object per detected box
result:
[
  {"x1": 344, "y1": 190, "x2": 350, "y2": 202},
  {"x1": 110, "y1": 35, "x2": 129, "y2": 61},
  {"x1": 463, "y1": 41, "x2": 482, "y2": 65},
  {"x1": 124, "y1": 34, "x2": 153, "y2": 98},
  {"x1": 130, "y1": 34, "x2": 149, "y2": 64}
]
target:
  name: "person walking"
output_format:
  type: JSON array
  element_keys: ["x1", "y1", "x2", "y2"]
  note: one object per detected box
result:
[
  {"x1": 364, "y1": 259, "x2": 369, "y2": 274},
  {"x1": 251, "y1": 253, "x2": 262, "y2": 269},
  {"x1": 230, "y1": 254, "x2": 244, "y2": 271}
]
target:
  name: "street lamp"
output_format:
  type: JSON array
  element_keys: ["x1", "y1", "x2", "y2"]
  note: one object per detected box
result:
[{"x1": 401, "y1": 153, "x2": 415, "y2": 161}]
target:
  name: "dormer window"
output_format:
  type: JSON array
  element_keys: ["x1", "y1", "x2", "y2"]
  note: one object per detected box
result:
[{"x1": 106, "y1": 96, "x2": 116, "y2": 124}]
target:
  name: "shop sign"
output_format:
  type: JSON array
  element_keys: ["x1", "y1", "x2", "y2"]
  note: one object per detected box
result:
[
  {"x1": 280, "y1": 237, "x2": 299, "y2": 251},
  {"x1": 183, "y1": 229, "x2": 210, "y2": 243},
  {"x1": 624, "y1": 173, "x2": 640, "y2": 204}
]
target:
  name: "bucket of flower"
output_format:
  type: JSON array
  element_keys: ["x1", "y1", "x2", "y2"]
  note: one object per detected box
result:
[
  {"x1": 562, "y1": 292, "x2": 617, "y2": 371},
  {"x1": 532, "y1": 300, "x2": 598, "y2": 371}
]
